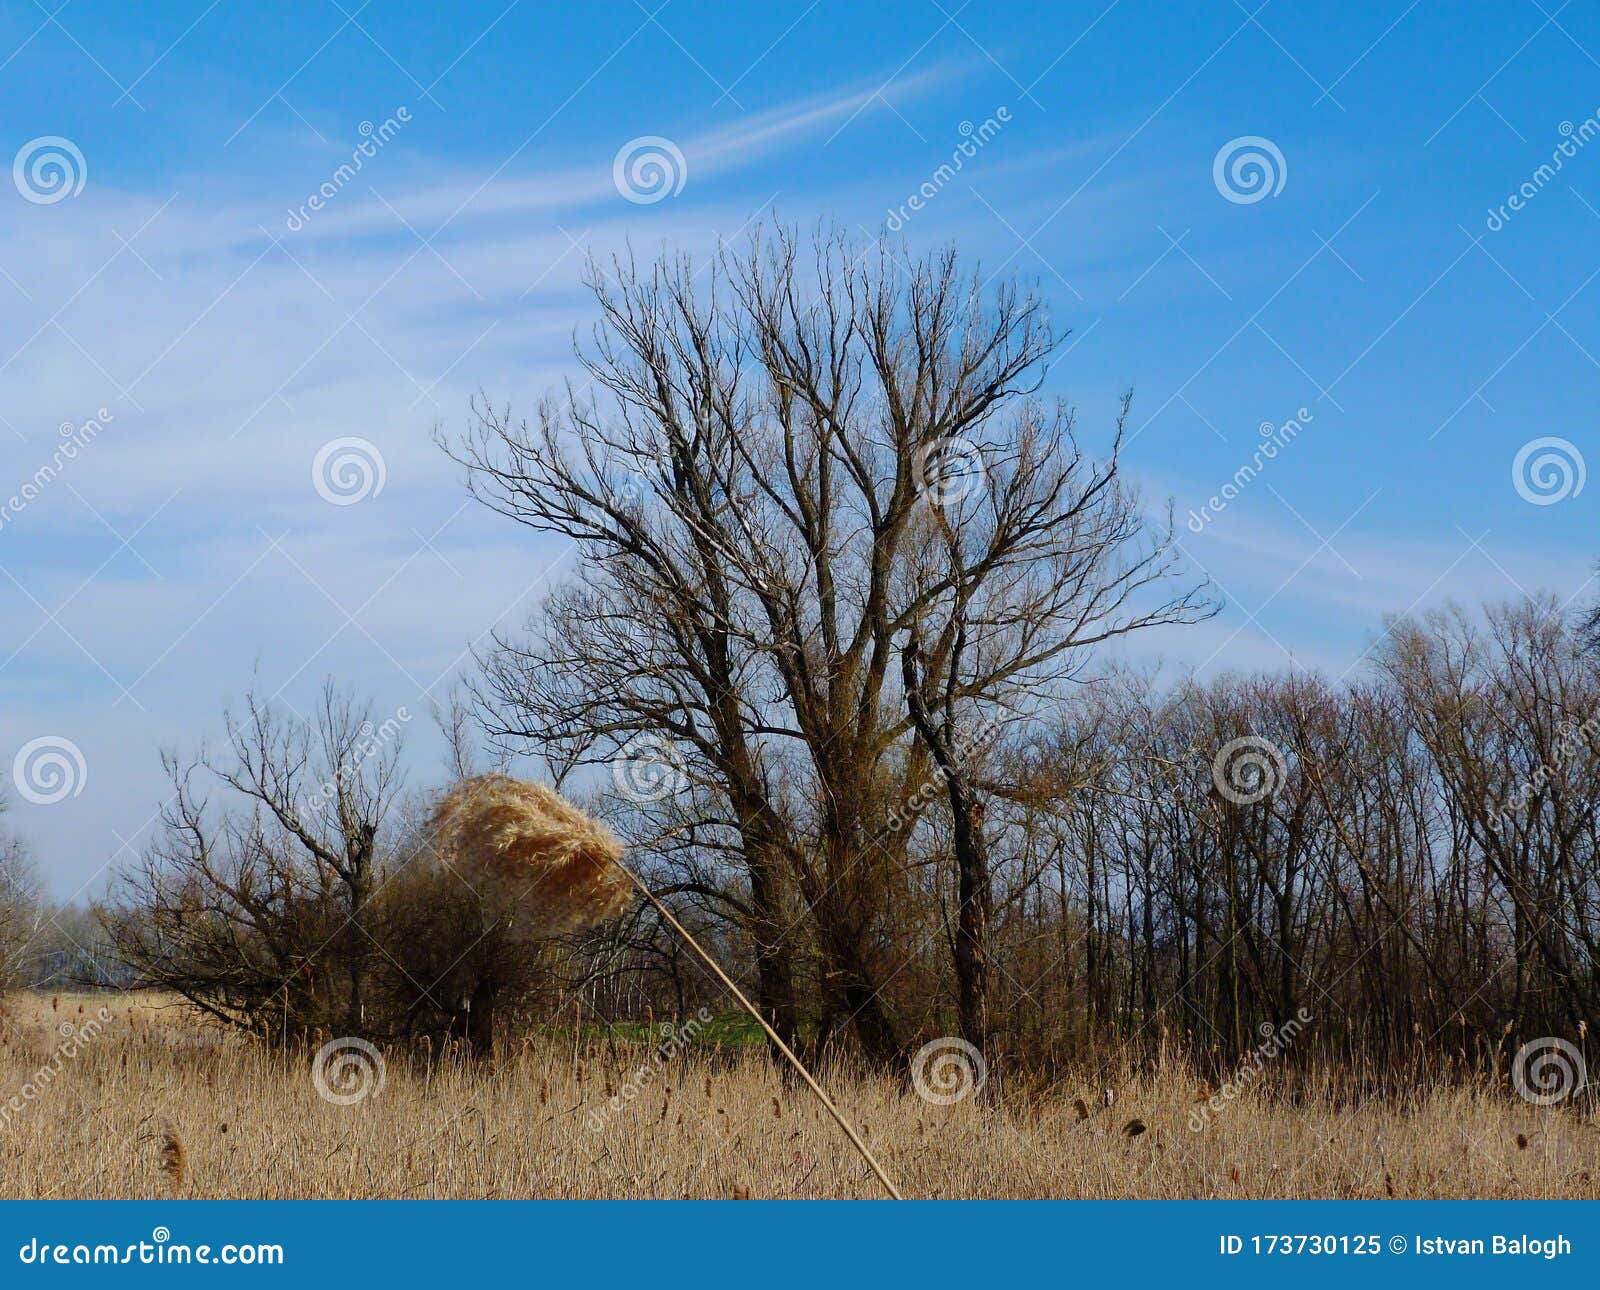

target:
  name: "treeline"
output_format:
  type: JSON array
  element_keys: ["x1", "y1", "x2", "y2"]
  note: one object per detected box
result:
[
  {"x1": 69, "y1": 224, "x2": 1598, "y2": 1082},
  {"x1": 590, "y1": 595, "x2": 1600, "y2": 1078},
  {"x1": 979, "y1": 596, "x2": 1599, "y2": 1068}
]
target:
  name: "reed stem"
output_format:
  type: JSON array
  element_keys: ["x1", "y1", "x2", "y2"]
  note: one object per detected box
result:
[{"x1": 619, "y1": 865, "x2": 903, "y2": 1200}]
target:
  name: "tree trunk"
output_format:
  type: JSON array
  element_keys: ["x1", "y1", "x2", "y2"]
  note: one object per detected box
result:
[
  {"x1": 466, "y1": 977, "x2": 498, "y2": 1059},
  {"x1": 950, "y1": 785, "x2": 992, "y2": 1060},
  {"x1": 747, "y1": 853, "x2": 800, "y2": 1059},
  {"x1": 902, "y1": 630, "x2": 992, "y2": 1075}
]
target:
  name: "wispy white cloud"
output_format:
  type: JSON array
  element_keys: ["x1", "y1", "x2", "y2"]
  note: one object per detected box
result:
[{"x1": 0, "y1": 64, "x2": 978, "y2": 895}]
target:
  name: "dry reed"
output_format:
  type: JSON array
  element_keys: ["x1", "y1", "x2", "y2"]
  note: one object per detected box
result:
[
  {"x1": 1, "y1": 994, "x2": 1596, "y2": 1200},
  {"x1": 427, "y1": 774, "x2": 632, "y2": 932},
  {"x1": 157, "y1": 1125, "x2": 186, "y2": 1191},
  {"x1": 427, "y1": 774, "x2": 901, "y2": 1197}
]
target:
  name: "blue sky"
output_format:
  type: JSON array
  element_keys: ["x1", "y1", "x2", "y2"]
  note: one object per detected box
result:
[{"x1": 1, "y1": 0, "x2": 1595, "y2": 895}]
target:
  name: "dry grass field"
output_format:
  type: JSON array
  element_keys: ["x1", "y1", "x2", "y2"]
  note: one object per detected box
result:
[{"x1": 0, "y1": 993, "x2": 1595, "y2": 1200}]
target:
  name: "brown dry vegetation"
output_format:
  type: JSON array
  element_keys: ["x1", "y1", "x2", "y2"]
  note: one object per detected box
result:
[{"x1": 0, "y1": 993, "x2": 1595, "y2": 1200}]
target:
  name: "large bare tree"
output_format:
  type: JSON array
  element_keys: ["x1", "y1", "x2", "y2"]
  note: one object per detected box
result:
[{"x1": 447, "y1": 225, "x2": 1211, "y2": 1067}]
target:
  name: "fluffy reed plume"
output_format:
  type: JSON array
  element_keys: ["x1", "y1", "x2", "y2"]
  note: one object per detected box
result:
[
  {"x1": 157, "y1": 1126, "x2": 185, "y2": 1191},
  {"x1": 430, "y1": 776, "x2": 900, "y2": 1197},
  {"x1": 428, "y1": 775, "x2": 632, "y2": 932}
]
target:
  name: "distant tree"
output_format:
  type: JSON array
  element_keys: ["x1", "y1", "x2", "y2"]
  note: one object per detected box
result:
[
  {"x1": 23, "y1": 904, "x2": 119, "y2": 989},
  {"x1": 99, "y1": 685, "x2": 621, "y2": 1053},
  {"x1": 0, "y1": 792, "x2": 41, "y2": 992},
  {"x1": 100, "y1": 683, "x2": 404, "y2": 1040},
  {"x1": 1580, "y1": 562, "x2": 1600, "y2": 656}
]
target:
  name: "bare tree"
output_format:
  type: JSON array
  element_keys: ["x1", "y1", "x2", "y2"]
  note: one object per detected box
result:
[
  {"x1": 447, "y1": 224, "x2": 1210, "y2": 1065},
  {"x1": 1580, "y1": 563, "x2": 1600, "y2": 656},
  {"x1": 101, "y1": 683, "x2": 406, "y2": 1039},
  {"x1": 0, "y1": 793, "x2": 41, "y2": 992},
  {"x1": 898, "y1": 384, "x2": 1211, "y2": 1066}
]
